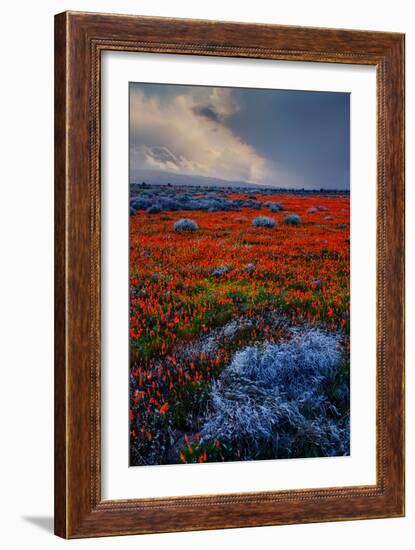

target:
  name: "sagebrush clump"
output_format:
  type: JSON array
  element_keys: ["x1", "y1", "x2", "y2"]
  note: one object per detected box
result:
[
  {"x1": 146, "y1": 204, "x2": 162, "y2": 214},
  {"x1": 174, "y1": 218, "x2": 199, "y2": 232},
  {"x1": 211, "y1": 264, "x2": 231, "y2": 277},
  {"x1": 284, "y1": 214, "x2": 301, "y2": 225},
  {"x1": 200, "y1": 328, "x2": 349, "y2": 460},
  {"x1": 252, "y1": 216, "x2": 276, "y2": 228},
  {"x1": 267, "y1": 202, "x2": 284, "y2": 213},
  {"x1": 130, "y1": 188, "x2": 266, "y2": 213}
]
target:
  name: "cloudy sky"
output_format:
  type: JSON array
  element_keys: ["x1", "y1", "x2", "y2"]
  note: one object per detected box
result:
[{"x1": 129, "y1": 82, "x2": 350, "y2": 190}]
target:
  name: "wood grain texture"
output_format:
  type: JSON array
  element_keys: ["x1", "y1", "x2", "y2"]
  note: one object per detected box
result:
[
  {"x1": 54, "y1": 11, "x2": 405, "y2": 539},
  {"x1": 54, "y1": 11, "x2": 68, "y2": 538}
]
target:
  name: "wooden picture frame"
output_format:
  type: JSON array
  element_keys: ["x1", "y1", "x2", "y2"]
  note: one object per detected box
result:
[{"x1": 54, "y1": 11, "x2": 405, "y2": 538}]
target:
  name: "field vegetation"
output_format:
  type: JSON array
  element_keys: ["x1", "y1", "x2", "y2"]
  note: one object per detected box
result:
[{"x1": 129, "y1": 184, "x2": 350, "y2": 466}]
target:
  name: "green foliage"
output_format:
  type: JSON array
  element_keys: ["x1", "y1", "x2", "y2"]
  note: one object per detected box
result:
[{"x1": 178, "y1": 437, "x2": 224, "y2": 464}]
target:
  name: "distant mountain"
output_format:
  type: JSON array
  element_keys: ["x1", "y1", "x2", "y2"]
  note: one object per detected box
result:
[{"x1": 129, "y1": 169, "x2": 272, "y2": 189}]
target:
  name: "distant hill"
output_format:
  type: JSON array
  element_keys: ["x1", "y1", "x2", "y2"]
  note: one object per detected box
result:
[
  {"x1": 129, "y1": 169, "x2": 273, "y2": 189},
  {"x1": 129, "y1": 169, "x2": 349, "y2": 194}
]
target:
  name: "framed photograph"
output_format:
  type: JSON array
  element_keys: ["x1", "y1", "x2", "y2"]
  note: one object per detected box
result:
[{"x1": 54, "y1": 11, "x2": 405, "y2": 538}]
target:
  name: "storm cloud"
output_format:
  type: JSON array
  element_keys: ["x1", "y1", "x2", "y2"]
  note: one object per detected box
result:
[
  {"x1": 130, "y1": 86, "x2": 270, "y2": 184},
  {"x1": 129, "y1": 83, "x2": 350, "y2": 190}
]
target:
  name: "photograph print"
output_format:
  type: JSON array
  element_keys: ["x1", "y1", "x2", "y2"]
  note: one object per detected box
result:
[{"x1": 128, "y1": 82, "x2": 350, "y2": 467}]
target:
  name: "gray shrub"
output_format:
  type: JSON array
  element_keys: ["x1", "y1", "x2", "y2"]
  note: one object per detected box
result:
[
  {"x1": 211, "y1": 264, "x2": 231, "y2": 278},
  {"x1": 130, "y1": 189, "x2": 269, "y2": 213},
  {"x1": 146, "y1": 204, "x2": 162, "y2": 213},
  {"x1": 268, "y1": 202, "x2": 284, "y2": 212},
  {"x1": 284, "y1": 214, "x2": 301, "y2": 225},
  {"x1": 173, "y1": 218, "x2": 199, "y2": 232},
  {"x1": 252, "y1": 216, "x2": 276, "y2": 228},
  {"x1": 201, "y1": 328, "x2": 349, "y2": 459}
]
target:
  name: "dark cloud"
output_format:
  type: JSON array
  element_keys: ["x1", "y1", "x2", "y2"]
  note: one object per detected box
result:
[
  {"x1": 192, "y1": 105, "x2": 223, "y2": 123},
  {"x1": 146, "y1": 146, "x2": 181, "y2": 167}
]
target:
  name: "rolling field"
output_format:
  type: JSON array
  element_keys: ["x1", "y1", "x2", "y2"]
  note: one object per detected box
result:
[{"x1": 129, "y1": 186, "x2": 350, "y2": 466}]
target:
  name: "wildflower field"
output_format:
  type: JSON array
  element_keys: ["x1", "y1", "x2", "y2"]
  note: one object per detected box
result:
[{"x1": 129, "y1": 185, "x2": 350, "y2": 466}]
